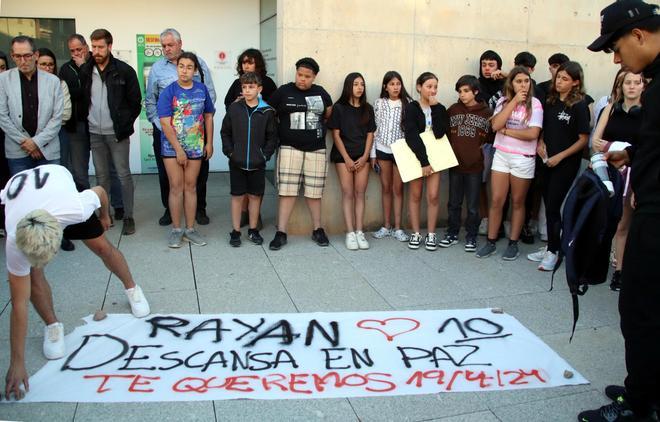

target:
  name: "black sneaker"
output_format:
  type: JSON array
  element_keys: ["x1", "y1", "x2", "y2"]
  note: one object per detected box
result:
[
  {"x1": 159, "y1": 209, "x2": 172, "y2": 226},
  {"x1": 610, "y1": 271, "x2": 622, "y2": 291},
  {"x1": 520, "y1": 223, "x2": 534, "y2": 244},
  {"x1": 269, "y1": 231, "x2": 287, "y2": 250},
  {"x1": 229, "y1": 230, "x2": 241, "y2": 247},
  {"x1": 196, "y1": 208, "x2": 210, "y2": 225},
  {"x1": 438, "y1": 234, "x2": 458, "y2": 248},
  {"x1": 247, "y1": 228, "x2": 263, "y2": 245},
  {"x1": 61, "y1": 237, "x2": 75, "y2": 252},
  {"x1": 577, "y1": 400, "x2": 650, "y2": 422},
  {"x1": 114, "y1": 207, "x2": 124, "y2": 221},
  {"x1": 605, "y1": 385, "x2": 627, "y2": 405},
  {"x1": 465, "y1": 238, "x2": 477, "y2": 253},
  {"x1": 312, "y1": 228, "x2": 329, "y2": 246}
]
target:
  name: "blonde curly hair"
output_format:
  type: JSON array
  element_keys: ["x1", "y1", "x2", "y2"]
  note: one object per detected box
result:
[{"x1": 15, "y1": 209, "x2": 62, "y2": 268}]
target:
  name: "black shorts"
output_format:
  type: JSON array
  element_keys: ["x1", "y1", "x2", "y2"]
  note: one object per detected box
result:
[
  {"x1": 376, "y1": 149, "x2": 397, "y2": 165},
  {"x1": 229, "y1": 163, "x2": 265, "y2": 196},
  {"x1": 63, "y1": 213, "x2": 104, "y2": 240}
]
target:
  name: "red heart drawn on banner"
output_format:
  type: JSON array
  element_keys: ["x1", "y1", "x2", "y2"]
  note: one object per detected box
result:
[{"x1": 356, "y1": 318, "x2": 421, "y2": 341}]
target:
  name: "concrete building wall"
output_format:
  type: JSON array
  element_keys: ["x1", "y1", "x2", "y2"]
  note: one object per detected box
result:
[{"x1": 276, "y1": 0, "x2": 627, "y2": 234}]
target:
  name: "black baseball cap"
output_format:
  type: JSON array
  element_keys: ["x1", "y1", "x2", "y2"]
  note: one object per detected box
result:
[{"x1": 588, "y1": 0, "x2": 660, "y2": 52}]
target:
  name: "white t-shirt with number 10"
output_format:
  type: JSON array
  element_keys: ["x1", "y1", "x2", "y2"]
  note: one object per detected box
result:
[{"x1": 0, "y1": 165, "x2": 100, "y2": 276}]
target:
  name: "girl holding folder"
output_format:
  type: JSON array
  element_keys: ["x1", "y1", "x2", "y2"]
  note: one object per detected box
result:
[{"x1": 403, "y1": 72, "x2": 449, "y2": 251}]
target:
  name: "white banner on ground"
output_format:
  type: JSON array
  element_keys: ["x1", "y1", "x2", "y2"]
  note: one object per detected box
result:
[{"x1": 17, "y1": 309, "x2": 587, "y2": 402}]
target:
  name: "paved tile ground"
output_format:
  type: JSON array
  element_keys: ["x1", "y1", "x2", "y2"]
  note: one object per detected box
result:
[{"x1": 0, "y1": 173, "x2": 625, "y2": 421}]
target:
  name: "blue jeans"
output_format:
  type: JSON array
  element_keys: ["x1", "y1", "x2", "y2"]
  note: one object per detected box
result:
[{"x1": 7, "y1": 156, "x2": 60, "y2": 176}]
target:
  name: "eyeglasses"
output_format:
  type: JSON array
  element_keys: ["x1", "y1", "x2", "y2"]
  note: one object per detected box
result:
[
  {"x1": 39, "y1": 63, "x2": 55, "y2": 68},
  {"x1": 12, "y1": 53, "x2": 34, "y2": 61}
]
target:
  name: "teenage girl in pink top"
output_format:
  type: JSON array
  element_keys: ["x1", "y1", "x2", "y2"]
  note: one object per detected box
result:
[{"x1": 476, "y1": 66, "x2": 543, "y2": 260}]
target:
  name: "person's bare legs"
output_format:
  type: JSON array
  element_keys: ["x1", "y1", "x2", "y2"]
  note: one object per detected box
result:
[
  {"x1": 83, "y1": 235, "x2": 136, "y2": 290},
  {"x1": 277, "y1": 196, "x2": 297, "y2": 233},
  {"x1": 163, "y1": 159, "x2": 184, "y2": 229},
  {"x1": 183, "y1": 160, "x2": 201, "y2": 230},
  {"x1": 509, "y1": 175, "x2": 532, "y2": 241},
  {"x1": 353, "y1": 164, "x2": 370, "y2": 232},
  {"x1": 378, "y1": 160, "x2": 393, "y2": 228},
  {"x1": 487, "y1": 171, "x2": 510, "y2": 240},
  {"x1": 29, "y1": 268, "x2": 57, "y2": 326},
  {"x1": 408, "y1": 178, "x2": 423, "y2": 233},
  {"x1": 392, "y1": 164, "x2": 404, "y2": 230},
  {"x1": 615, "y1": 198, "x2": 633, "y2": 271},
  {"x1": 247, "y1": 194, "x2": 263, "y2": 229},
  {"x1": 336, "y1": 163, "x2": 356, "y2": 232},
  {"x1": 231, "y1": 195, "x2": 245, "y2": 231},
  {"x1": 305, "y1": 198, "x2": 322, "y2": 230},
  {"x1": 425, "y1": 173, "x2": 441, "y2": 233}
]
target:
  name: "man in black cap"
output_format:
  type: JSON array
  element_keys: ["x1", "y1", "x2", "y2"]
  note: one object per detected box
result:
[{"x1": 582, "y1": 1, "x2": 660, "y2": 421}]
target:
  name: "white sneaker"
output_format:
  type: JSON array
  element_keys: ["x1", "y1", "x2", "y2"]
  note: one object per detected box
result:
[
  {"x1": 478, "y1": 218, "x2": 488, "y2": 236},
  {"x1": 392, "y1": 229, "x2": 410, "y2": 242},
  {"x1": 538, "y1": 251, "x2": 558, "y2": 271},
  {"x1": 345, "y1": 232, "x2": 359, "y2": 250},
  {"x1": 372, "y1": 226, "x2": 391, "y2": 239},
  {"x1": 126, "y1": 285, "x2": 151, "y2": 318},
  {"x1": 43, "y1": 322, "x2": 65, "y2": 360},
  {"x1": 527, "y1": 246, "x2": 547, "y2": 262},
  {"x1": 355, "y1": 230, "x2": 370, "y2": 250}
]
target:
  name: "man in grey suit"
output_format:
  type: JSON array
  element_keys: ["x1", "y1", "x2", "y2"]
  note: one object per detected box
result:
[{"x1": 0, "y1": 36, "x2": 63, "y2": 175}]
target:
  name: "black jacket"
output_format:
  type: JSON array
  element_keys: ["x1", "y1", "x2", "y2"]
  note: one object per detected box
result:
[
  {"x1": 404, "y1": 101, "x2": 449, "y2": 167},
  {"x1": 79, "y1": 54, "x2": 142, "y2": 140},
  {"x1": 221, "y1": 98, "x2": 278, "y2": 170},
  {"x1": 58, "y1": 57, "x2": 87, "y2": 132},
  {"x1": 627, "y1": 54, "x2": 660, "y2": 214}
]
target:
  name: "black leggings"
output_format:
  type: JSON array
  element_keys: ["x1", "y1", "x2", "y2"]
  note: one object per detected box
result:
[{"x1": 542, "y1": 159, "x2": 581, "y2": 253}]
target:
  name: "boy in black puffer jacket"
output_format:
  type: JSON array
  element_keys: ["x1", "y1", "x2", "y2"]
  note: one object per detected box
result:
[{"x1": 221, "y1": 72, "x2": 278, "y2": 247}]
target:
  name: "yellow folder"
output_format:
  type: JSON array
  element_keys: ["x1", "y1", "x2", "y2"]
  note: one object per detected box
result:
[{"x1": 390, "y1": 131, "x2": 458, "y2": 182}]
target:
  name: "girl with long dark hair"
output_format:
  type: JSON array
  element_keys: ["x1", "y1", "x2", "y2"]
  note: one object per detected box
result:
[
  {"x1": 328, "y1": 72, "x2": 376, "y2": 250},
  {"x1": 371, "y1": 70, "x2": 412, "y2": 242},
  {"x1": 528, "y1": 61, "x2": 590, "y2": 271}
]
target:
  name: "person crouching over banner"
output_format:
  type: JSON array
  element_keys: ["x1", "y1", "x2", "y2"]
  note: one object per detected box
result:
[{"x1": 1, "y1": 164, "x2": 150, "y2": 400}]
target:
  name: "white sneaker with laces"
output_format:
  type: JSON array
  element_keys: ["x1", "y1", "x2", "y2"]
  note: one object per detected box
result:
[
  {"x1": 345, "y1": 232, "x2": 359, "y2": 250},
  {"x1": 126, "y1": 285, "x2": 151, "y2": 318},
  {"x1": 43, "y1": 322, "x2": 65, "y2": 360},
  {"x1": 356, "y1": 230, "x2": 370, "y2": 249},
  {"x1": 392, "y1": 229, "x2": 410, "y2": 242},
  {"x1": 527, "y1": 246, "x2": 547, "y2": 262},
  {"x1": 478, "y1": 218, "x2": 488, "y2": 236},
  {"x1": 372, "y1": 226, "x2": 391, "y2": 239},
  {"x1": 538, "y1": 251, "x2": 558, "y2": 271}
]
